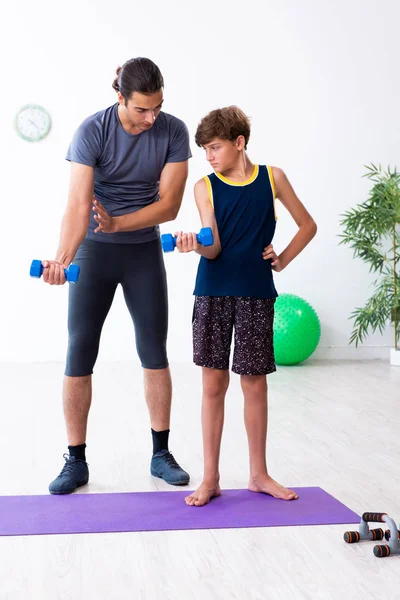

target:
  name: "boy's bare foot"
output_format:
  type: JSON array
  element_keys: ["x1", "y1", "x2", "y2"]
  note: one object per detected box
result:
[
  {"x1": 249, "y1": 475, "x2": 298, "y2": 500},
  {"x1": 185, "y1": 481, "x2": 221, "y2": 506}
]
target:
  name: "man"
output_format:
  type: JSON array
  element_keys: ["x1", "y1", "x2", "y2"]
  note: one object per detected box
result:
[{"x1": 43, "y1": 57, "x2": 191, "y2": 494}]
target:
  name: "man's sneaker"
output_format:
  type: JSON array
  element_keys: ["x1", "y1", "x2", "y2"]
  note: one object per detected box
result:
[
  {"x1": 150, "y1": 450, "x2": 190, "y2": 486},
  {"x1": 49, "y1": 454, "x2": 89, "y2": 495}
]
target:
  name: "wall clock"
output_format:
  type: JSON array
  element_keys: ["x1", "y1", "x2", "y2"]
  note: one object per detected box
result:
[{"x1": 15, "y1": 104, "x2": 52, "y2": 142}]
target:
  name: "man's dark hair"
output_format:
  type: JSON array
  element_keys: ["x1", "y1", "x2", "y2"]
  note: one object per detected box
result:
[{"x1": 112, "y1": 57, "x2": 164, "y2": 100}]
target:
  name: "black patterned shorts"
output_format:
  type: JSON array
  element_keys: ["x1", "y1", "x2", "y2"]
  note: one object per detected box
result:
[{"x1": 192, "y1": 296, "x2": 276, "y2": 376}]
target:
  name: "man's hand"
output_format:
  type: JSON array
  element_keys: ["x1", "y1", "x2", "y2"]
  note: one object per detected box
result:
[
  {"x1": 93, "y1": 197, "x2": 118, "y2": 233},
  {"x1": 262, "y1": 244, "x2": 283, "y2": 272},
  {"x1": 41, "y1": 260, "x2": 67, "y2": 285},
  {"x1": 174, "y1": 231, "x2": 199, "y2": 253}
]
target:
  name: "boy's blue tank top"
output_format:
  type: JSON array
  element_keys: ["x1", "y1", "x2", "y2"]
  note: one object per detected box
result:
[{"x1": 193, "y1": 164, "x2": 278, "y2": 299}]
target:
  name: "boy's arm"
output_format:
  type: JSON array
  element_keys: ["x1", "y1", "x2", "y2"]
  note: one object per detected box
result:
[
  {"x1": 193, "y1": 178, "x2": 221, "y2": 259},
  {"x1": 93, "y1": 161, "x2": 189, "y2": 233},
  {"x1": 265, "y1": 167, "x2": 317, "y2": 271},
  {"x1": 174, "y1": 178, "x2": 221, "y2": 259}
]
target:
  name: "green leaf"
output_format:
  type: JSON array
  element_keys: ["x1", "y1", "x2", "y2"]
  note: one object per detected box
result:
[{"x1": 339, "y1": 163, "x2": 400, "y2": 346}]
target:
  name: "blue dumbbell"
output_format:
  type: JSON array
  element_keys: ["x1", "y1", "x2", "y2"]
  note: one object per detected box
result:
[
  {"x1": 161, "y1": 227, "x2": 214, "y2": 253},
  {"x1": 30, "y1": 260, "x2": 80, "y2": 284}
]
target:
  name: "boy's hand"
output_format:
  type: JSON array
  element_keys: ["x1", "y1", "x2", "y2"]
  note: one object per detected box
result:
[
  {"x1": 93, "y1": 196, "x2": 117, "y2": 233},
  {"x1": 262, "y1": 244, "x2": 282, "y2": 272},
  {"x1": 174, "y1": 231, "x2": 199, "y2": 253}
]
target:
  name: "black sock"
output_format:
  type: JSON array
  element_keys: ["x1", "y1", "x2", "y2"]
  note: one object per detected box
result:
[
  {"x1": 151, "y1": 429, "x2": 170, "y2": 455},
  {"x1": 68, "y1": 443, "x2": 87, "y2": 461}
]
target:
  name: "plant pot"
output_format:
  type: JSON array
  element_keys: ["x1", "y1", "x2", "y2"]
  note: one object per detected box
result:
[{"x1": 390, "y1": 348, "x2": 400, "y2": 366}]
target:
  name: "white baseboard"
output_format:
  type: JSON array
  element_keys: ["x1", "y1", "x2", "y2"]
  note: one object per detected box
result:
[
  {"x1": 313, "y1": 346, "x2": 390, "y2": 360},
  {"x1": 0, "y1": 346, "x2": 393, "y2": 364}
]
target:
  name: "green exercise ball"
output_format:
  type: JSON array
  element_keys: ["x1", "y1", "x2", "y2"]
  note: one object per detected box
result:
[{"x1": 273, "y1": 294, "x2": 321, "y2": 365}]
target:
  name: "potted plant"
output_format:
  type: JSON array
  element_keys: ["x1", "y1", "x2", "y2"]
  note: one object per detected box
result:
[{"x1": 339, "y1": 164, "x2": 400, "y2": 365}]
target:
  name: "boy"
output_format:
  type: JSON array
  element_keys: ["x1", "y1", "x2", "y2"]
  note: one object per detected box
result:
[{"x1": 175, "y1": 106, "x2": 317, "y2": 506}]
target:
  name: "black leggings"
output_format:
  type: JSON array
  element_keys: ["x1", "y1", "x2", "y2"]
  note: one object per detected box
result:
[{"x1": 65, "y1": 238, "x2": 169, "y2": 377}]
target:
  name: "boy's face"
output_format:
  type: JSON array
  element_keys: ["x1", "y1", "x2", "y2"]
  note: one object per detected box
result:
[{"x1": 203, "y1": 137, "x2": 245, "y2": 173}]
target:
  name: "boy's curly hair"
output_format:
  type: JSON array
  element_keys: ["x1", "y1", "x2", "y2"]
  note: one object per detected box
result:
[{"x1": 195, "y1": 106, "x2": 251, "y2": 149}]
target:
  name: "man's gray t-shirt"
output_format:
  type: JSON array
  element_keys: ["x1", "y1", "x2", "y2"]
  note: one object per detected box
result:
[{"x1": 66, "y1": 103, "x2": 192, "y2": 243}]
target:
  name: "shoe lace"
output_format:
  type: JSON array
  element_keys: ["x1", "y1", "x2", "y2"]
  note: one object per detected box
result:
[
  {"x1": 163, "y1": 452, "x2": 180, "y2": 469},
  {"x1": 59, "y1": 453, "x2": 85, "y2": 477}
]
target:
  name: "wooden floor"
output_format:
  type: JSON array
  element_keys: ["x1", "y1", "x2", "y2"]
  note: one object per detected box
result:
[{"x1": 0, "y1": 360, "x2": 399, "y2": 599}]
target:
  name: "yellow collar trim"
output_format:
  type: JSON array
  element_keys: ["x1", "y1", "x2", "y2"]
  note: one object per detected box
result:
[{"x1": 215, "y1": 164, "x2": 259, "y2": 186}]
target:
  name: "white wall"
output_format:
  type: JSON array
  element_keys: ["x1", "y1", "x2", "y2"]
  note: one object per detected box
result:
[{"x1": 0, "y1": 0, "x2": 398, "y2": 363}]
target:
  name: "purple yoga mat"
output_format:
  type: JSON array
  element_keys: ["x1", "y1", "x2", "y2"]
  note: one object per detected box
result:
[{"x1": 0, "y1": 487, "x2": 359, "y2": 537}]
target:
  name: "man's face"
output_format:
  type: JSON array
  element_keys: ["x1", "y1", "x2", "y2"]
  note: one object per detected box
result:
[
  {"x1": 203, "y1": 137, "x2": 244, "y2": 173},
  {"x1": 119, "y1": 90, "x2": 164, "y2": 132}
]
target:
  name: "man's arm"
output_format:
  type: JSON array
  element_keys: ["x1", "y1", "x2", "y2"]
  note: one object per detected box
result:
[
  {"x1": 56, "y1": 163, "x2": 94, "y2": 264},
  {"x1": 264, "y1": 167, "x2": 317, "y2": 271},
  {"x1": 96, "y1": 161, "x2": 189, "y2": 233},
  {"x1": 42, "y1": 163, "x2": 93, "y2": 285}
]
